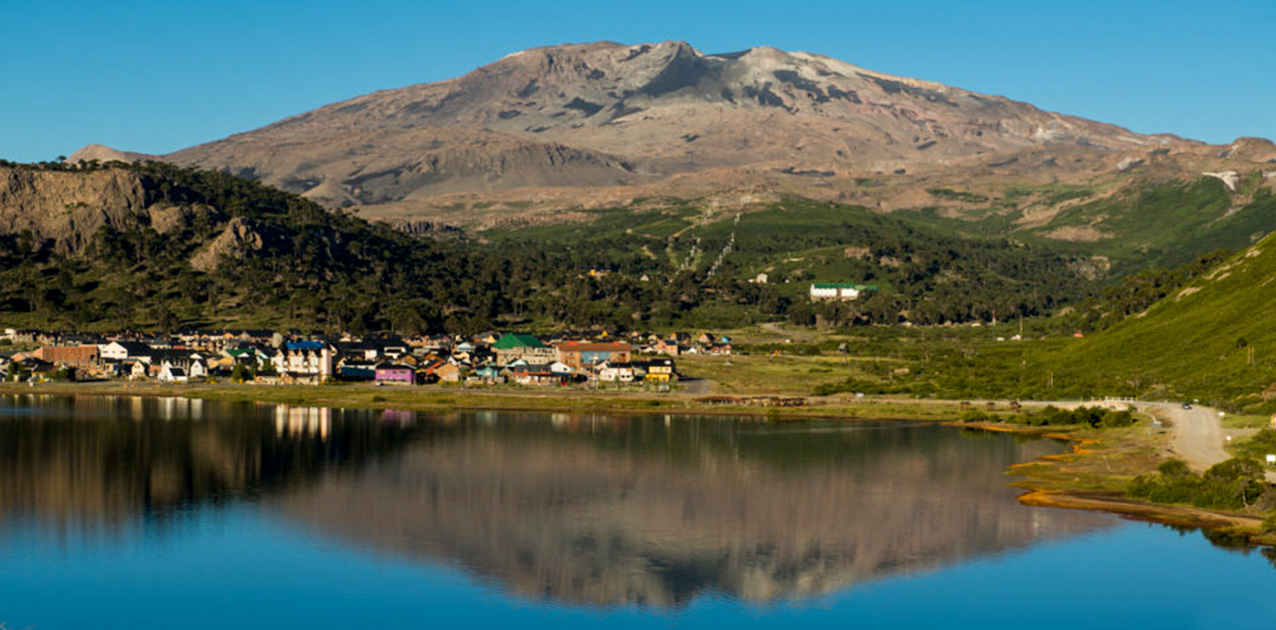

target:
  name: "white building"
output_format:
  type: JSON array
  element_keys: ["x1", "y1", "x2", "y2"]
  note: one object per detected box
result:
[{"x1": 809, "y1": 283, "x2": 878, "y2": 301}]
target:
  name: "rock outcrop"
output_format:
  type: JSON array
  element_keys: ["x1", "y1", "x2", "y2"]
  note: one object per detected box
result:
[{"x1": 0, "y1": 166, "x2": 151, "y2": 254}]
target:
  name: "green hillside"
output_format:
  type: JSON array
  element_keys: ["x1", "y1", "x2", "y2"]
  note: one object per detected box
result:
[
  {"x1": 1025, "y1": 232, "x2": 1276, "y2": 409},
  {"x1": 897, "y1": 177, "x2": 1276, "y2": 277},
  {"x1": 487, "y1": 198, "x2": 1102, "y2": 326}
]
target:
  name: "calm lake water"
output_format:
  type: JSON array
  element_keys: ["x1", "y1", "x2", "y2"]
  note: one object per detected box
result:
[{"x1": 1, "y1": 394, "x2": 1274, "y2": 629}]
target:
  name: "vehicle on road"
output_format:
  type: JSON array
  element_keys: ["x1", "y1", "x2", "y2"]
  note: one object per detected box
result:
[{"x1": 1182, "y1": 402, "x2": 1192, "y2": 409}]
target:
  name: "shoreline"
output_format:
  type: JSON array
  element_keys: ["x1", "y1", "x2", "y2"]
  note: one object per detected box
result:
[{"x1": 4, "y1": 381, "x2": 1274, "y2": 546}]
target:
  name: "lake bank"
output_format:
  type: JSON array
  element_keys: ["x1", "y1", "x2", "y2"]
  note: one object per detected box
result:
[{"x1": 4, "y1": 380, "x2": 1273, "y2": 546}]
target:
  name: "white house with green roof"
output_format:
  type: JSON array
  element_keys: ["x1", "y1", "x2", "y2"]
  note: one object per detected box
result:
[{"x1": 809, "y1": 282, "x2": 878, "y2": 301}]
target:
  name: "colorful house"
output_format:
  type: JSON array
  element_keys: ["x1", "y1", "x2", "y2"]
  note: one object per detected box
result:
[{"x1": 375, "y1": 363, "x2": 416, "y2": 386}]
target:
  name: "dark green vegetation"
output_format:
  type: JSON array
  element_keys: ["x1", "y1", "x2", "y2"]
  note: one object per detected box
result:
[
  {"x1": 1041, "y1": 179, "x2": 1276, "y2": 275},
  {"x1": 785, "y1": 224, "x2": 1276, "y2": 411},
  {"x1": 489, "y1": 198, "x2": 1101, "y2": 327},
  {"x1": 1007, "y1": 405, "x2": 1136, "y2": 428},
  {"x1": 1057, "y1": 249, "x2": 1232, "y2": 333},
  {"x1": 900, "y1": 177, "x2": 1276, "y2": 275},
  {"x1": 0, "y1": 162, "x2": 1125, "y2": 332},
  {"x1": 1128, "y1": 458, "x2": 1271, "y2": 511},
  {"x1": 1025, "y1": 229, "x2": 1276, "y2": 411}
]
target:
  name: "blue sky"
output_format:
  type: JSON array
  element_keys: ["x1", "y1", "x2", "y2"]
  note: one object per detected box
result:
[{"x1": 1, "y1": 0, "x2": 1272, "y2": 162}]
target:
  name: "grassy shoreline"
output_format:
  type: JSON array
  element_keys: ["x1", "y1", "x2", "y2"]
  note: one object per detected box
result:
[{"x1": 4, "y1": 380, "x2": 1274, "y2": 546}]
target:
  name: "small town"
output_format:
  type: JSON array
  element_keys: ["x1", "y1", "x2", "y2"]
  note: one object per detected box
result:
[{"x1": 0, "y1": 327, "x2": 734, "y2": 387}]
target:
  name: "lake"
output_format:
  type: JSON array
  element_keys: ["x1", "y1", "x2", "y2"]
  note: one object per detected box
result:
[{"x1": 1, "y1": 394, "x2": 1274, "y2": 629}]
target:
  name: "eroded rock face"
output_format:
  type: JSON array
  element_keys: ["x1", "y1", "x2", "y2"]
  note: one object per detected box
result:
[
  {"x1": 189, "y1": 216, "x2": 263, "y2": 272},
  {"x1": 0, "y1": 166, "x2": 151, "y2": 254}
]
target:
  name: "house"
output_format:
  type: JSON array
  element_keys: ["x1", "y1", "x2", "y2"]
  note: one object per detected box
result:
[
  {"x1": 222, "y1": 347, "x2": 271, "y2": 369},
  {"x1": 99, "y1": 340, "x2": 154, "y2": 362},
  {"x1": 643, "y1": 358, "x2": 676, "y2": 383},
  {"x1": 555, "y1": 341, "x2": 632, "y2": 373},
  {"x1": 158, "y1": 364, "x2": 189, "y2": 383},
  {"x1": 434, "y1": 363, "x2": 464, "y2": 383},
  {"x1": 597, "y1": 361, "x2": 639, "y2": 383},
  {"x1": 129, "y1": 361, "x2": 148, "y2": 379},
  {"x1": 375, "y1": 363, "x2": 416, "y2": 386},
  {"x1": 34, "y1": 345, "x2": 100, "y2": 369},
  {"x1": 809, "y1": 283, "x2": 878, "y2": 301},
  {"x1": 272, "y1": 341, "x2": 334, "y2": 380},
  {"x1": 472, "y1": 365, "x2": 505, "y2": 384},
  {"x1": 187, "y1": 361, "x2": 208, "y2": 380},
  {"x1": 338, "y1": 360, "x2": 377, "y2": 381},
  {"x1": 512, "y1": 364, "x2": 564, "y2": 386},
  {"x1": 706, "y1": 343, "x2": 733, "y2": 356},
  {"x1": 652, "y1": 338, "x2": 682, "y2": 357},
  {"x1": 492, "y1": 333, "x2": 555, "y2": 366}
]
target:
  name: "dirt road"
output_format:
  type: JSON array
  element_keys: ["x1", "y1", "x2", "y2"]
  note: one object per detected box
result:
[
  {"x1": 1143, "y1": 402, "x2": 1230, "y2": 471},
  {"x1": 1026, "y1": 399, "x2": 1231, "y2": 472}
]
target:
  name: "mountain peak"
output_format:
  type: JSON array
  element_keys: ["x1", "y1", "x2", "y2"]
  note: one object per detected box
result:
[{"x1": 159, "y1": 40, "x2": 1267, "y2": 224}]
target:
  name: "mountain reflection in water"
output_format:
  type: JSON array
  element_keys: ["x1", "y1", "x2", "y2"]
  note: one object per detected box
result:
[{"x1": 0, "y1": 395, "x2": 1114, "y2": 607}]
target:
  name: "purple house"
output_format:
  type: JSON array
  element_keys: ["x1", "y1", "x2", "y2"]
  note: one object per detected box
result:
[{"x1": 374, "y1": 363, "x2": 415, "y2": 386}]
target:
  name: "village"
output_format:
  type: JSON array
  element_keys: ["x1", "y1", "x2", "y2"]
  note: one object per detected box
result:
[{"x1": 0, "y1": 327, "x2": 735, "y2": 388}]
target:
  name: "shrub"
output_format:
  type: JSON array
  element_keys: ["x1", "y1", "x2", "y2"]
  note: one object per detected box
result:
[
  {"x1": 1158, "y1": 458, "x2": 1192, "y2": 478},
  {"x1": 1130, "y1": 458, "x2": 1265, "y2": 510},
  {"x1": 960, "y1": 410, "x2": 991, "y2": 423}
]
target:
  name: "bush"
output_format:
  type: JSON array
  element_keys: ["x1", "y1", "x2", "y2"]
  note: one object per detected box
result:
[
  {"x1": 1233, "y1": 429, "x2": 1276, "y2": 460},
  {"x1": 960, "y1": 410, "x2": 991, "y2": 423},
  {"x1": 1158, "y1": 458, "x2": 1192, "y2": 478},
  {"x1": 1017, "y1": 405, "x2": 1135, "y2": 428},
  {"x1": 1205, "y1": 458, "x2": 1264, "y2": 482},
  {"x1": 1129, "y1": 458, "x2": 1265, "y2": 510}
]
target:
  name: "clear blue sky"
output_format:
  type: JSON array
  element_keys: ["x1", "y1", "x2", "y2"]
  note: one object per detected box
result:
[{"x1": 2, "y1": 0, "x2": 1272, "y2": 163}]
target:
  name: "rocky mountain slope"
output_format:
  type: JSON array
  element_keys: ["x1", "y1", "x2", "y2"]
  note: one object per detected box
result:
[{"x1": 77, "y1": 41, "x2": 1276, "y2": 230}]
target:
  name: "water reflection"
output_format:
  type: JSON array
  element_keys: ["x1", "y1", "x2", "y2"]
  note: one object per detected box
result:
[
  {"x1": 0, "y1": 395, "x2": 1119, "y2": 607},
  {"x1": 275, "y1": 413, "x2": 1116, "y2": 605},
  {"x1": 0, "y1": 394, "x2": 419, "y2": 531}
]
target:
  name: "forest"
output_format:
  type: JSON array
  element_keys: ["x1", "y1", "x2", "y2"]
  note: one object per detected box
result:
[{"x1": 0, "y1": 161, "x2": 1170, "y2": 334}]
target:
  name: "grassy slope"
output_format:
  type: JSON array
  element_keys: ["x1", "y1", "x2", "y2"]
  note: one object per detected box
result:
[
  {"x1": 1035, "y1": 231, "x2": 1276, "y2": 408},
  {"x1": 898, "y1": 178, "x2": 1276, "y2": 277}
]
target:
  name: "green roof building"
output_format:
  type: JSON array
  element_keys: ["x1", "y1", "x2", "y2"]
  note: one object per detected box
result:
[
  {"x1": 493, "y1": 333, "x2": 547, "y2": 350},
  {"x1": 809, "y1": 283, "x2": 878, "y2": 301}
]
